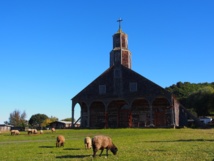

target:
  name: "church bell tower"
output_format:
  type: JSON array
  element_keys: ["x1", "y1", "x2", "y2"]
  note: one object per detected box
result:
[{"x1": 110, "y1": 19, "x2": 132, "y2": 69}]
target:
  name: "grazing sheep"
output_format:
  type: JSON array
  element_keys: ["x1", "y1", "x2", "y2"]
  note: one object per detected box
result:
[
  {"x1": 11, "y1": 130, "x2": 20, "y2": 135},
  {"x1": 56, "y1": 135, "x2": 65, "y2": 147},
  {"x1": 28, "y1": 129, "x2": 32, "y2": 135},
  {"x1": 84, "y1": 136, "x2": 92, "y2": 149},
  {"x1": 51, "y1": 128, "x2": 55, "y2": 133},
  {"x1": 16, "y1": 130, "x2": 20, "y2": 135},
  {"x1": 40, "y1": 130, "x2": 43, "y2": 134},
  {"x1": 32, "y1": 129, "x2": 38, "y2": 134},
  {"x1": 28, "y1": 129, "x2": 37, "y2": 134},
  {"x1": 92, "y1": 135, "x2": 118, "y2": 157}
]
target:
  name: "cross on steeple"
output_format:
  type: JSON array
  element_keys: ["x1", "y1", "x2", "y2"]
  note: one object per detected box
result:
[{"x1": 117, "y1": 18, "x2": 123, "y2": 32}]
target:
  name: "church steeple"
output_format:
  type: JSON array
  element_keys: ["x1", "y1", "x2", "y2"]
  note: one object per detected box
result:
[{"x1": 110, "y1": 19, "x2": 132, "y2": 69}]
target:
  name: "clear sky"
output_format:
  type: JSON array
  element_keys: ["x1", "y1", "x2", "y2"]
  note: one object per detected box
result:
[{"x1": 0, "y1": 1, "x2": 213, "y2": 124}]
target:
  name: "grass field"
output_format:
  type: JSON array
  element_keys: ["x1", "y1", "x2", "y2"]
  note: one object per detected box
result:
[{"x1": 0, "y1": 128, "x2": 214, "y2": 161}]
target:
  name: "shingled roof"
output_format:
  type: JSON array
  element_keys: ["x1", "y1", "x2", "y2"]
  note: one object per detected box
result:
[{"x1": 72, "y1": 64, "x2": 172, "y2": 104}]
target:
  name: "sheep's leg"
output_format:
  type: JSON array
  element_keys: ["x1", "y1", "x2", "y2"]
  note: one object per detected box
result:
[
  {"x1": 93, "y1": 151, "x2": 96, "y2": 157},
  {"x1": 93, "y1": 148, "x2": 98, "y2": 157},
  {"x1": 99, "y1": 149, "x2": 104, "y2": 157},
  {"x1": 106, "y1": 149, "x2": 109, "y2": 157}
]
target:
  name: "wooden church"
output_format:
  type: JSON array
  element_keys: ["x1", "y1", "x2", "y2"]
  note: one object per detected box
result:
[{"x1": 71, "y1": 20, "x2": 202, "y2": 128}]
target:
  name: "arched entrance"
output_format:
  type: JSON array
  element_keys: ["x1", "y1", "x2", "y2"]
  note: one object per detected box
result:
[
  {"x1": 90, "y1": 101, "x2": 105, "y2": 128},
  {"x1": 119, "y1": 104, "x2": 131, "y2": 127},
  {"x1": 131, "y1": 98, "x2": 150, "y2": 127},
  {"x1": 72, "y1": 102, "x2": 81, "y2": 127},
  {"x1": 107, "y1": 100, "x2": 127, "y2": 128},
  {"x1": 152, "y1": 97, "x2": 171, "y2": 127}
]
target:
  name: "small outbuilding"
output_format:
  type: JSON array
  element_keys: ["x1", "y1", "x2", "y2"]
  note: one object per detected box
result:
[
  {"x1": 49, "y1": 121, "x2": 71, "y2": 129},
  {"x1": 0, "y1": 124, "x2": 13, "y2": 132}
]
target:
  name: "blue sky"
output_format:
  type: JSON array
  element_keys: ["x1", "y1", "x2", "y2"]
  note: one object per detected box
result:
[{"x1": 0, "y1": 1, "x2": 213, "y2": 124}]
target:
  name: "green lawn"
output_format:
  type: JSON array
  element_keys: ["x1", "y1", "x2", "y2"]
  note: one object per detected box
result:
[{"x1": 0, "y1": 128, "x2": 214, "y2": 161}]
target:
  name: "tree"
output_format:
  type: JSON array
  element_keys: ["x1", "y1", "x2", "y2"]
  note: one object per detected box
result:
[
  {"x1": 41, "y1": 116, "x2": 58, "y2": 128},
  {"x1": 41, "y1": 118, "x2": 52, "y2": 128},
  {"x1": 186, "y1": 86, "x2": 214, "y2": 116},
  {"x1": 61, "y1": 117, "x2": 75, "y2": 122},
  {"x1": 166, "y1": 81, "x2": 214, "y2": 108},
  {"x1": 29, "y1": 114, "x2": 48, "y2": 128},
  {"x1": 49, "y1": 116, "x2": 58, "y2": 122},
  {"x1": 4, "y1": 121, "x2": 9, "y2": 125},
  {"x1": 9, "y1": 109, "x2": 27, "y2": 127}
]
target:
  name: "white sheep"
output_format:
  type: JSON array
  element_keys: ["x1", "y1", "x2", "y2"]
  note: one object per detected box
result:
[
  {"x1": 32, "y1": 129, "x2": 38, "y2": 134},
  {"x1": 28, "y1": 129, "x2": 37, "y2": 134},
  {"x1": 27, "y1": 129, "x2": 32, "y2": 135},
  {"x1": 92, "y1": 135, "x2": 118, "y2": 157},
  {"x1": 11, "y1": 130, "x2": 20, "y2": 135},
  {"x1": 51, "y1": 128, "x2": 56, "y2": 133},
  {"x1": 56, "y1": 135, "x2": 65, "y2": 147},
  {"x1": 84, "y1": 136, "x2": 92, "y2": 149},
  {"x1": 40, "y1": 130, "x2": 43, "y2": 134}
]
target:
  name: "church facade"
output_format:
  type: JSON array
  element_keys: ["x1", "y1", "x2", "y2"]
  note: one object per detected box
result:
[{"x1": 71, "y1": 22, "x2": 202, "y2": 128}]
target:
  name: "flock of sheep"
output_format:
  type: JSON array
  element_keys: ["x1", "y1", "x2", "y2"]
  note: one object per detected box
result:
[
  {"x1": 10, "y1": 128, "x2": 118, "y2": 158},
  {"x1": 56, "y1": 134, "x2": 118, "y2": 157},
  {"x1": 10, "y1": 128, "x2": 55, "y2": 135}
]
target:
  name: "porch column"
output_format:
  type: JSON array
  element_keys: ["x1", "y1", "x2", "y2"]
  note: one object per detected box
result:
[
  {"x1": 87, "y1": 104, "x2": 90, "y2": 127},
  {"x1": 104, "y1": 105, "x2": 108, "y2": 128},
  {"x1": 71, "y1": 102, "x2": 75, "y2": 128},
  {"x1": 149, "y1": 103, "x2": 154, "y2": 127},
  {"x1": 171, "y1": 105, "x2": 175, "y2": 128}
]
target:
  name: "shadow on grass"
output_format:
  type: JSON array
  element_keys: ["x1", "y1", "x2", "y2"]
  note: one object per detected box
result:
[
  {"x1": 56, "y1": 154, "x2": 90, "y2": 159},
  {"x1": 39, "y1": 146, "x2": 55, "y2": 148},
  {"x1": 144, "y1": 139, "x2": 214, "y2": 142},
  {"x1": 63, "y1": 148, "x2": 81, "y2": 150}
]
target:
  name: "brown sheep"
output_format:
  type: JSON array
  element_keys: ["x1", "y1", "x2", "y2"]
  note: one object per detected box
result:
[
  {"x1": 92, "y1": 135, "x2": 118, "y2": 157},
  {"x1": 84, "y1": 136, "x2": 92, "y2": 149},
  {"x1": 56, "y1": 135, "x2": 65, "y2": 147}
]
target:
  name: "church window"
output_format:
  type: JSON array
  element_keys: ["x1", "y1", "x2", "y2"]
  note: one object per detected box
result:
[
  {"x1": 99, "y1": 85, "x2": 106, "y2": 94},
  {"x1": 114, "y1": 69, "x2": 121, "y2": 78},
  {"x1": 129, "y1": 82, "x2": 137, "y2": 92}
]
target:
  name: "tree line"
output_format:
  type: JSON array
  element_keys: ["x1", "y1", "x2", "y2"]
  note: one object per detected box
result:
[
  {"x1": 5, "y1": 110, "x2": 75, "y2": 129},
  {"x1": 166, "y1": 82, "x2": 214, "y2": 116}
]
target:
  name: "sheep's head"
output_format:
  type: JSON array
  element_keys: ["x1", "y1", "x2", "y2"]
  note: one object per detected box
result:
[{"x1": 110, "y1": 145, "x2": 118, "y2": 155}]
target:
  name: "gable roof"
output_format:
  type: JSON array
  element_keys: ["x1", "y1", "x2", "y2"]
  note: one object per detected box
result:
[{"x1": 72, "y1": 64, "x2": 172, "y2": 103}]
